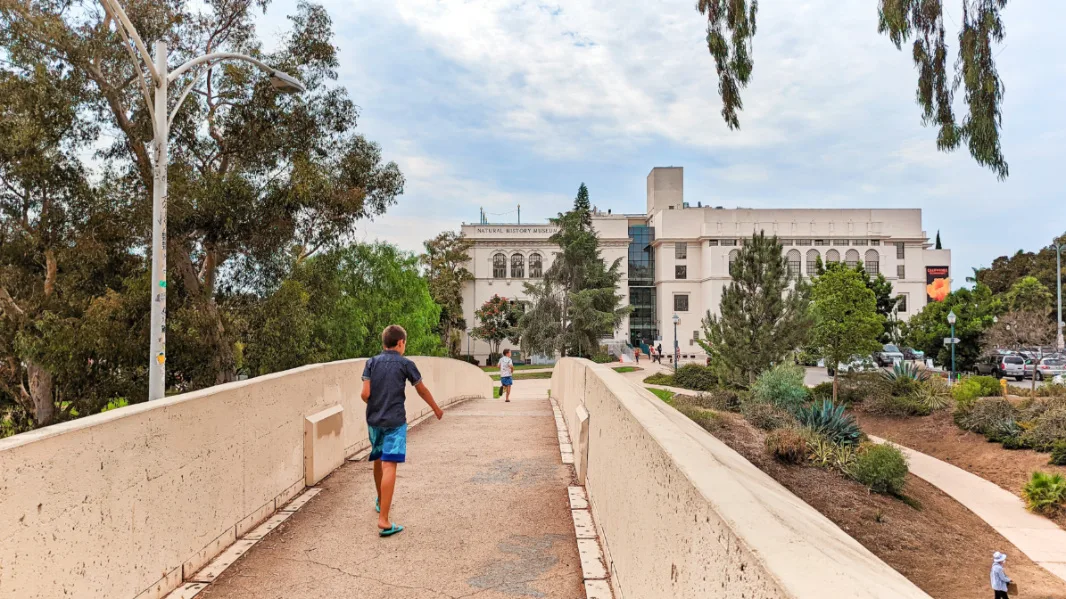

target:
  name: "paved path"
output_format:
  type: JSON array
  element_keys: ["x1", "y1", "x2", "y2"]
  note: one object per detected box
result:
[
  {"x1": 869, "y1": 435, "x2": 1066, "y2": 584},
  {"x1": 202, "y1": 380, "x2": 583, "y2": 599}
]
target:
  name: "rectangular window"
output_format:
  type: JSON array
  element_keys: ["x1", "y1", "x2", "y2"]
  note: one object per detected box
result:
[
  {"x1": 674, "y1": 294, "x2": 689, "y2": 311},
  {"x1": 897, "y1": 294, "x2": 908, "y2": 313},
  {"x1": 675, "y1": 243, "x2": 687, "y2": 259},
  {"x1": 896, "y1": 242, "x2": 905, "y2": 259},
  {"x1": 675, "y1": 265, "x2": 687, "y2": 280},
  {"x1": 897, "y1": 264, "x2": 905, "y2": 279},
  {"x1": 692, "y1": 330, "x2": 700, "y2": 341},
  {"x1": 720, "y1": 239, "x2": 738, "y2": 246},
  {"x1": 795, "y1": 239, "x2": 812, "y2": 246},
  {"x1": 871, "y1": 239, "x2": 881, "y2": 246},
  {"x1": 865, "y1": 256, "x2": 879, "y2": 276},
  {"x1": 815, "y1": 239, "x2": 829, "y2": 246},
  {"x1": 836, "y1": 239, "x2": 850, "y2": 246},
  {"x1": 707, "y1": 239, "x2": 719, "y2": 246},
  {"x1": 853, "y1": 239, "x2": 869, "y2": 246}
]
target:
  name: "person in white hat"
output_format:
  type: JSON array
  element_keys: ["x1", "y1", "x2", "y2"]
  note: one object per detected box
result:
[{"x1": 991, "y1": 551, "x2": 1012, "y2": 599}]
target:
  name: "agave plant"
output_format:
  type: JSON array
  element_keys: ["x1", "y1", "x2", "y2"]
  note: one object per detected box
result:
[
  {"x1": 795, "y1": 399, "x2": 863, "y2": 446},
  {"x1": 881, "y1": 361, "x2": 932, "y2": 382}
]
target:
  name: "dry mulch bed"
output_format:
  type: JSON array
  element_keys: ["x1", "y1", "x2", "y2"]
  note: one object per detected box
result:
[
  {"x1": 855, "y1": 409, "x2": 1066, "y2": 530},
  {"x1": 710, "y1": 413, "x2": 1066, "y2": 599}
]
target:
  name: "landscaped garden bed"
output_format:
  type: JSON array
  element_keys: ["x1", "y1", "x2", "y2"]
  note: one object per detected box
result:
[
  {"x1": 704, "y1": 409, "x2": 1066, "y2": 599},
  {"x1": 656, "y1": 362, "x2": 1066, "y2": 598},
  {"x1": 856, "y1": 403, "x2": 1066, "y2": 530}
]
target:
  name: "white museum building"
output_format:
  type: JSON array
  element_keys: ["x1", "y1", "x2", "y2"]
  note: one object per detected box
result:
[{"x1": 459, "y1": 167, "x2": 952, "y2": 363}]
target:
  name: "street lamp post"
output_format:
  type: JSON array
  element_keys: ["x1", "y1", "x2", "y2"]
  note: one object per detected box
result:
[
  {"x1": 1054, "y1": 241, "x2": 1064, "y2": 352},
  {"x1": 102, "y1": 0, "x2": 305, "y2": 400},
  {"x1": 672, "y1": 313, "x2": 680, "y2": 370},
  {"x1": 947, "y1": 310, "x2": 957, "y2": 385}
]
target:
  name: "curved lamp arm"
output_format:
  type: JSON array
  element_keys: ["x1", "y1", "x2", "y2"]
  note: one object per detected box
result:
[{"x1": 168, "y1": 52, "x2": 306, "y2": 92}]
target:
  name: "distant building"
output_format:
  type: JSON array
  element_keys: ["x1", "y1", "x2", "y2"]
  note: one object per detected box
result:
[{"x1": 460, "y1": 167, "x2": 951, "y2": 362}]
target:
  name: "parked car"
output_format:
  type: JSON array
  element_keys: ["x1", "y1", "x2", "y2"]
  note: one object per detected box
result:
[
  {"x1": 902, "y1": 347, "x2": 925, "y2": 361},
  {"x1": 975, "y1": 354, "x2": 1026, "y2": 380},
  {"x1": 873, "y1": 344, "x2": 905, "y2": 367},
  {"x1": 827, "y1": 356, "x2": 878, "y2": 377},
  {"x1": 1032, "y1": 357, "x2": 1066, "y2": 381}
]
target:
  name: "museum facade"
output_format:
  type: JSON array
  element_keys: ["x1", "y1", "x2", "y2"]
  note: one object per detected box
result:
[{"x1": 460, "y1": 167, "x2": 952, "y2": 363}]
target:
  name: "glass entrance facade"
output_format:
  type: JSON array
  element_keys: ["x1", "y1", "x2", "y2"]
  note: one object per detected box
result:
[{"x1": 628, "y1": 224, "x2": 657, "y2": 347}]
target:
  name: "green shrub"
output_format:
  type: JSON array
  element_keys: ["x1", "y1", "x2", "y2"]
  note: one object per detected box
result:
[
  {"x1": 1021, "y1": 408, "x2": 1066, "y2": 452},
  {"x1": 100, "y1": 398, "x2": 129, "y2": 413},
  {"x1": 865, "y1": 393, "x2": 932, "y2": 417},
  {"x1": 1021, "y1": 471, "x2": 1066, "y2": 515},
  {"x1": 952, "y1": 376, "x2": 1002, "y2": 405},
  {"x1": 766, "y1": 427, "x2": 810, "y2": 464},
  {"x1": 1036, "y1": 383, "x2": 1066, "y2": 398},
  {"x1": 460, "y1": 355, "x2": 480, "y2": 366},
  {"x1": 677, "y1": 404, "x2": 720, "y2": 431},
  {"x1": 913, "y1": 378, "x2": 952, "y2": 411},
  {"x1": 1002, "y1": 436, "x2": 1031, "y2": 450},
  {"x1": 644, "y1": 372, "x2": 675, "y2": 386},
  {"x1": 850, "y1": 444, "x2": 909, "y2": 495},
  {"x1": 882, "y1": 361, "x2": 932, "y2": 382},
  {"x1": 810, "y1": 382, "x2": 835, "y2": 401},
  {"x1": 687, "y1": 390, "x2": 741, "y2": 412},
  {"x1": 751, "y1": 364, "x2": 809, "y2": 412},
  {"x1": 1050, "y1": 441, "x2": 1066, "y2": 466},
  {"x1": 591, "y1": 353, "x2": 614, "y2": 364},
  {"x1": 806, "y1": 434, "x2": 858, "y2": 473},
  {"x1": 741, "y1": 401, "x2": 793, "y2": 431},
  {"x1": 836, "y1": 372, "x2": 891, "y2": 404},
  {"x1": 795, "y1": 400, "x2": 863, "y2": 446},
  {"x1": 673, "y1": 364, "x2": 719, "y2": 392},
  {"x1": 955, "y1": 397, "x2": 1017, "y2": 435}
]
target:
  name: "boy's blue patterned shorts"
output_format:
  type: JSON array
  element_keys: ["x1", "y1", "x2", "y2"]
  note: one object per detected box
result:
[{"x1": 368, "y1": 424, "x2": 407, "y2": 463}]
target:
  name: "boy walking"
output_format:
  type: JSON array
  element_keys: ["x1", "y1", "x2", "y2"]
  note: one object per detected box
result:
[
  {"x1": 498, "y1": 349, "x2": 514, "y2": 402},
  {"x1": 361, "y1": 325, "x2": 443, "y2": 537}
]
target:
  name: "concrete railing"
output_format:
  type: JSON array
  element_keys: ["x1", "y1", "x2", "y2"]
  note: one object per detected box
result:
[
  {"x1": 0, "y1": 357, "x2": 491, "y2": 599},
  {"x1": 551, "y1": 358, "x2": 931, "y2": 599}
]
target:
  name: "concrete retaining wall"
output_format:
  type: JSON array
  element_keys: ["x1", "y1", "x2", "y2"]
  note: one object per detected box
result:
[
  {"x1": 550, "y1": 358, "x2": 931, "y2": 599},
  {"x1": 0, "y1": 357, "x2": 491, "y2": 599}
]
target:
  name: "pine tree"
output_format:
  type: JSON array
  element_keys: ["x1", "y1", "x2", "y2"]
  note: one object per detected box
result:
[
  {"x1": 698, "y1": 232, "x2": 811, "y2": 385},
  {"x1": 935, "y1": 231, "x2": 942, "y2": 250},
  {"x1": 518, "y1": 184, "x2": 629, "y2": 357}
]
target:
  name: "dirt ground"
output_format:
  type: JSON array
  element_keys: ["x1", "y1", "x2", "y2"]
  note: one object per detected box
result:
[
  {"x1": 711, "y1": 413, "x2": 1066, "y2": 599},
  {"x1": 856, "y1": 409, "x2": 1066, "y2": 530}
]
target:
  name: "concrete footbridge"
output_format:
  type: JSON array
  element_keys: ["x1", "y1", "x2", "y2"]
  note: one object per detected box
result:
[{"x1": 0, "y1": 358, "x2": 930, "y2": 599}]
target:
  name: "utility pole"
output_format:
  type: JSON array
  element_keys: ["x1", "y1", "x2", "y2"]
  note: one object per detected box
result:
[{"x1": 1055, "y1": 241, "x2": 1064, "y2": 352}]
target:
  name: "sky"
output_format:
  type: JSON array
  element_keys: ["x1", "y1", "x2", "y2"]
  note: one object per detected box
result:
[{"x1": 257, "y1": 0, "x2": 1066, "y2": 284}]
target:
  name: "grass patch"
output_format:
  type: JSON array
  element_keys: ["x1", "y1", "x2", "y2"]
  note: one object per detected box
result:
[
  {"x1": 612, "y1": 366, "x2": 641, "y2": 373},
  {"x1": 490, "y1": 371, "x2": 554, "y2": 381},
  {"x1": 646, "y1": 387, "x2": 675, "y2": 404},
  {"x1": 644, "y1": 372, "x2": 675, "y2": 386},
  {"x1": 481, "y1": 363, "x2": 549, "y2": 372}
]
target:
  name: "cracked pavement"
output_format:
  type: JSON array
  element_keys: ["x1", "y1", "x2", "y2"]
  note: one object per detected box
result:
[{"x1": 201, "y1": 380, "x2": 583, "y2": 599}]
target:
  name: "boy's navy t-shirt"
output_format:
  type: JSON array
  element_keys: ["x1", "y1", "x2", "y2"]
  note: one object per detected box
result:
[{"x1": 362, "y1": 350, "x2": 422, "y2": 428}]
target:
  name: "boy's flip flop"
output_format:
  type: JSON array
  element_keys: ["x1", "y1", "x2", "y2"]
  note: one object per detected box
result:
[
  {"x1": 379, "y1": 523, "x2": 404, "y2": 537},
  {"x1": 375, "y1": 498, "x2": 380, "y2": 513}
]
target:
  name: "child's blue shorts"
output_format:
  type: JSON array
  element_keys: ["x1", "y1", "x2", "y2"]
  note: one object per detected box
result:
[
  {"x1": 500, "y1": 376, "x2": 514, "y2": 387},
  {"x1": 368, "y1": 423, "x2": 407, "y2": 462}
]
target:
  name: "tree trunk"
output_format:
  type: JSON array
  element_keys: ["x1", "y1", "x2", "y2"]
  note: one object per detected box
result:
[
  {"x1": 832, "y1": 372, "x2": 839, "y2": 403},
  {"x1": 27, "y1": 361, "x2": 55, "y2": 426}
]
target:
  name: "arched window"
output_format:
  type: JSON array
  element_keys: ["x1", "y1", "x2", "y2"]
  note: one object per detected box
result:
[
  {"x1": 492, "y1": 253, "x2": 507, "y2": 278},
  {"x1": 786, "y1": 250, "x2": 801, "y2": 277},
  {"x1": 845, "y1": 249, "x2": 860, "y2": 269},
  {"x1": 510, "y1": 253, "x2": 525, "y2": 279},
  {"x1": 865, "y1": 249, "x2": 880, "y2": 276},
  {"x1": 529, "y1": 253, "x2": 543, "y2": 278},
  {"x1": 806, "y1": 249, "x2": 820, "y2": 275},
  {"x1": 826, "y1": 249, "x2": 840, "y2": 264},
  {"x1": 728, "y1": 249, "x2": 740, "y2": 277}
]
